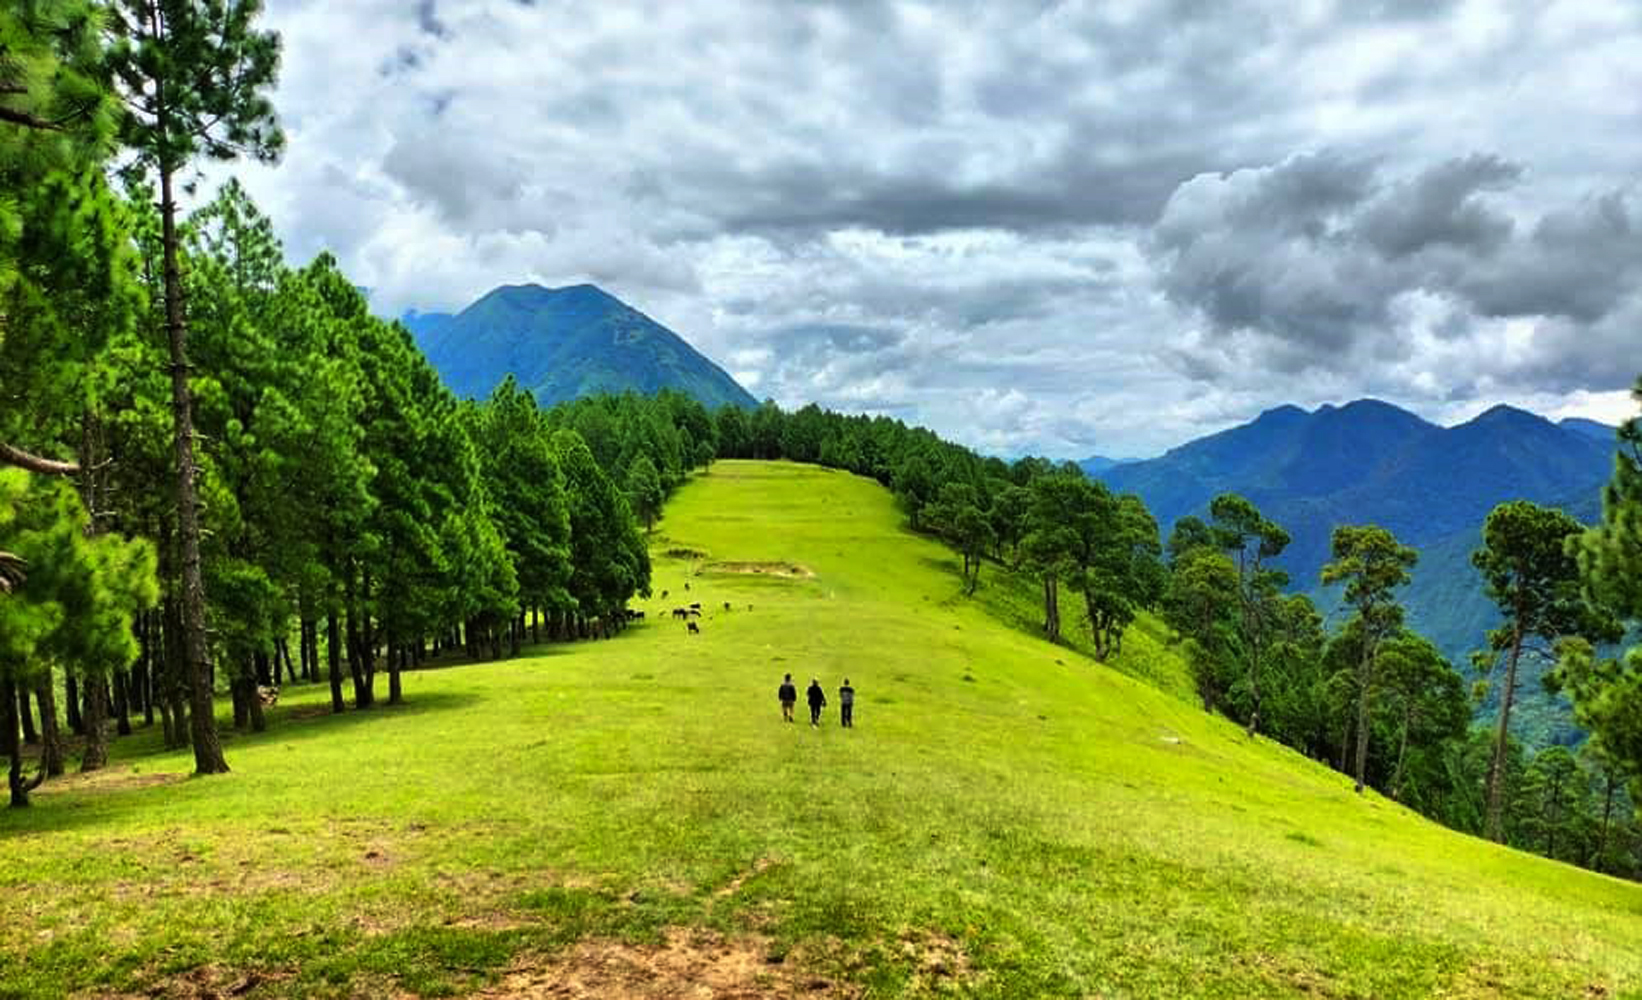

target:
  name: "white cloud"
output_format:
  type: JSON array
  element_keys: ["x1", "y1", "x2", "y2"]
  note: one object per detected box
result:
[{"x1": 198, "y1": 0, "x2": 1642, "y2": 457}]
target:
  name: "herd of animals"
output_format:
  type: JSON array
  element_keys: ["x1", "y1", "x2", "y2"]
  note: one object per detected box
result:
[{"x1": 641, "y1": 581, "x2": 751, "y2": 636}]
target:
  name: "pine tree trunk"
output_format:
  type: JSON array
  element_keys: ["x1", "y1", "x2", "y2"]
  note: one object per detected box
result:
[
  {"x1": 326, "y1": 610, "x2": 346, "y2": 713},
  {"x1": 1042, "y1": 576, "x2": 1060, "y2": 642},
  {"x1": 80, "y1": 677, "x2": 109, "y2": 773},
  {"x1": 64, "y1": 673, "x2": 83, "y2": 735},
  {"x1": 1485, "y1": 622, "x2": 1524, "y2": 842},
  {"x1": 140, "y1": 611, "x2": 156, "y2": 727},
  {"x1": 158, "y1": 167, "x2": 228, "y2": 776},
  {"x1": 113, "y1": 669, "x2": 132, "y2": 737},
  {"x1": 246, "y1": 671, "x2": 266, "y2": 734},
  {"x1": 1390, "y1": 703, "x2": 1413, "y2": 802},
  {"x1": 17, "y1": 684, "x2": 36, "y2": 745},
  {"x1": 346, "y1": 603, "x2": 367, "y2": 709},
  {"x1": 387, "y1": 641, "x2": 403, "y2": 705},
  {"x1": 1352, "y1": 639, "x2": 1375, "y2": 794},
  {"x1": 359, "y1": 573, "x2": 377, "y2": 706},
  {"x1": 1595, "y1": 775, "x2": 1615, "y2": 871},
  {"x1": 231, "y1": 673, "x2": 249, "y2": 730},
  {"x1": 2, "y1": 678, "x2": 41, "y2": 808},
  {"x1": 34, "y1": 676, "x2": 63, "y2": 778},
  {"x1": 163, "y1": 598, "x2": 189, "y2": 750}
]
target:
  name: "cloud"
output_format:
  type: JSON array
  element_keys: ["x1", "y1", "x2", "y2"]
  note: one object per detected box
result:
[
  {"x1": 1152, "y1": 154, "x2": 1642, "y2": 393},
  {"x1": 203, "y1": 0, "x2": 1642, "y2": 457}
]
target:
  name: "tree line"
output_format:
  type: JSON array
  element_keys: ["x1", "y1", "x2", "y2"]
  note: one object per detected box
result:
[{"x1": 1, "y1": 0, "x2": 658, "y2": 801}]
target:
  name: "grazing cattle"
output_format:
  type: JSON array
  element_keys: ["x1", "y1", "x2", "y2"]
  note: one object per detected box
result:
[
  {"x1": 688, "y1": 608, "x2": 702, "y2": 617},
  {"x1": 723, "y1": 601, "x2": 731, "y2": 611},
  {"x1": 672, "y1": 608, "x2": 689, "y2": 620},
  {"x1": 689, "y1": 602, "x2": 701, "y2": 610},
  {"x1": 257, "y1": 685, "x2": 280, "y2": 707},
  {"x1": 661, "y1": 590, "x2": 669, "y2": 599},
  {"x1": 684, "y1": 582, "x2": 691, "y2": 591},
  {"x1": 625, "y1": 609, "x2": 645, "y2": 621},
  {"x1": 687, "y1": 621, "x2": 700, "y2": 634}
]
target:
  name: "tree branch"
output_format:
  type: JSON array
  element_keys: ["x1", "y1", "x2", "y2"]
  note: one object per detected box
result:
[
  {"x1": 0, "y1": 104, "x2": 63, "y2": 132},
  {"x1": 0, "y1": 442, "x2": 80, "y2": 476},
  {"x1": 0, "y1": 551, "x2": 24, "y2": 593}
]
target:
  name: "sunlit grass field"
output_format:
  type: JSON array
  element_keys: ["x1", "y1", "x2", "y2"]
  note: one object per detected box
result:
[{"x1": 1, "y1": 460, "x2": 1639, "y2": 998}]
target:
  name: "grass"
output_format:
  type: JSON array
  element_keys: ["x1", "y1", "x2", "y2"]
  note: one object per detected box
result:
[{"x1": 1, "y1": 459, "x2": 1639, "y2": 998}]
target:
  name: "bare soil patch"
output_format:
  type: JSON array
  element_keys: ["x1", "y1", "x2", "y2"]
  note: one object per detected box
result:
[
  {"x1": 700, "y1": 562, "x2": 814, "y2": 580},
  {"x1": 716, "y1": 858, "x2": 777, "y2": 899},
  {"x1": 470, "y1": 928, "x2": 857, "y2": 999},
  {"x1": 896, "y1": 930, "x2": 974, "y2": 992},
  {"x1": 34, "y1": 766, "x2": 187, "y2": 797}
]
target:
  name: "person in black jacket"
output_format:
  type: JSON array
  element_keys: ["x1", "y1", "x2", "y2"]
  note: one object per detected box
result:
[
  {"x1": 806, "y1": 678, "x2": 826, "y2": 727},
  {"x1": 838, "y1": 678, "x2": 855, "y2": 728},
  {"x1": 778, "y1": 673, "x2": 797, "y2": 723}
]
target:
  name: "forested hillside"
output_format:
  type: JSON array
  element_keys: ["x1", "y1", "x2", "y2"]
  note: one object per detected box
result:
[
  {"x1": 403, "y1": 283, "x2": 758, "y2": 410},
  {"x1": 1096, "y1": 399, "x2": 1618, "y2": 745}
]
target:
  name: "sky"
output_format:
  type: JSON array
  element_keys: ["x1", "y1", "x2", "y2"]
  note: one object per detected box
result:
[{"x1": 218, "y1": 0, "x2": 1642, "y2": 458}]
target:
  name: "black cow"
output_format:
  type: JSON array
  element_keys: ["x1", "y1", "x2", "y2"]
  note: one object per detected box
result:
[
  {"x1": 688, "y1": 608, "x2": 702, "y2": 617},
  {"x1": 689, "y1": 602, "x2": 701, "y2": 610},
  {"x1": 672, "y1": 608, "x2": 689, "y2": 620},
  {"x1": 687, "y1": 621, "x2": 700, "y2": 634},
  {"x1": 684, "y1": 582, "x2": 691, "y2": 591},
  {"x1": 723, "y1": 601, "x2": 731, "y2": 611},
  {"x1": 661, "y1": 590, "x2": 669, "y2": 599}
]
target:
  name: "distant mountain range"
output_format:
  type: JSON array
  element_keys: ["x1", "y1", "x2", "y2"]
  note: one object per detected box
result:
[
  {"x1": 1092, "y1": 399, "x2": 1619, "y2": 746},
  {"x1": 402, "y1": 284, "x2": 758, "y2": 410},
  {"x1": 1076, "y1": 455, "x2": 1138, "y2": 475}
]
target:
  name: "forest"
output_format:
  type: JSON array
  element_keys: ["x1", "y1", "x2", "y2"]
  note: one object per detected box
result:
[{"x1": 3, "y1": 0, "x2": 1642, "y2": 892}]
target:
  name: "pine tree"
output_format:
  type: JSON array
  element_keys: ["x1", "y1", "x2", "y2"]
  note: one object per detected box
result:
[
  {"x1": 1472, "y1": 501, "x2": 1617, "y2": 841},
  {"x1": 1321, "y1": 525, "x2": 1417, "y2": 794},
  {"x1": 107, "y1": 0, "x2": 285, "y2": 775}
]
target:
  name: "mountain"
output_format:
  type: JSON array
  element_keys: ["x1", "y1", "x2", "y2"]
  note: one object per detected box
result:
[
  {"x1": 404, "y1": 284, "x2": 758, "y2": 409},
  {"x1": 1076, "y1": 455, "x2": 1137, "y2": 475},
  {"x1": 1095, "y1": 399, "x2": 1617, "y2": 745},
  {"x1": 1560, "y1": 416, "x2": 1617, "y2": 442}
]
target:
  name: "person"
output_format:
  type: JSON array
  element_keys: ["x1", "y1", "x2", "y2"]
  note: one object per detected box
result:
[
  {"x1": 838, "y1": 678, "x2": 855, "y2": 728},
  {"x1": 778, "y1": 673, "x2": 797, "y2": 723},
  {"x1": 806, "y1": 678, "x2": 826, "y2": 727}
]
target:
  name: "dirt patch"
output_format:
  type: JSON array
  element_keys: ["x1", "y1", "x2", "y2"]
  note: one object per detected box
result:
[
  {"x1": 716, "y1": 858, "x2": 777, "y2": 899},
  {"x1": 897, "y1": 930, "x2": 973, "y2": 992},
  {"x1": 470, "y1": 928, "x2": 858, "y2": 999},
  {"x1": 700, "y1": 562, "x2": 815, "y2": 580},
  {"x1": 33, "y1": 766, "x2": 187, "y2": 797},
  {"x1": 87, "y1": 963, "x2": 293, "y2": 1000}
]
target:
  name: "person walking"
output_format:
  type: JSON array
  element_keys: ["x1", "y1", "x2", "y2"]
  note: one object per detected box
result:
[
  {"x1": 838, "y1": 678, "x2": 855, "y2": 728},
  {"x1": 778, "y1": 673, "x2": 797, "y2": 723},
  {"x1": 806, "y1": 678, "x2": 826, "y2": 727}
]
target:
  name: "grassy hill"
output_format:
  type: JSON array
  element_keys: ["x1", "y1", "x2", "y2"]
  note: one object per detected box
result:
[{"x1": 1, "y1": 461, "x2": 1639, "y2": 998}]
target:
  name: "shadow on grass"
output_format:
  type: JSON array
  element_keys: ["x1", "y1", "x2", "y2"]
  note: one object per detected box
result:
[{"x1": 0, "y1": 689, "x2": 481, "y2": 838}]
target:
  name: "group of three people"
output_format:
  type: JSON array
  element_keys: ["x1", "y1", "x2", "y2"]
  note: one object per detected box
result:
[{"x1": 778, "y1": 673, "x2": 854, "y2": 728}]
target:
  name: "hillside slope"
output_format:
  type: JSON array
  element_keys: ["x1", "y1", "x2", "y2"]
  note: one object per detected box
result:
[
  {"x1": 0, "y1": 462, "x2": 1638, "y2": 998},
  {"x1": 1098, "y1": 399, "x2": 1616, "y2": 742},
  {"x1": 406, "y1": 283, "x2": 757, "y2": 409}
]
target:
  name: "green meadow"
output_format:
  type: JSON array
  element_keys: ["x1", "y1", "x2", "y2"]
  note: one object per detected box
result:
[{"x1": 2, "y1": 460, "x2": 1639, "y2": 998}]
